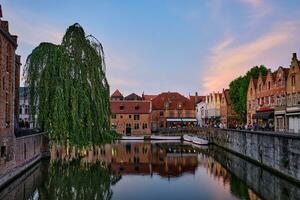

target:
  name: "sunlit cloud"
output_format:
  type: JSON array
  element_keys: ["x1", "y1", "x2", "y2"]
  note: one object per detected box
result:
[{"x1": 201, "y1": 21, "x2": 300, "y2": 93}]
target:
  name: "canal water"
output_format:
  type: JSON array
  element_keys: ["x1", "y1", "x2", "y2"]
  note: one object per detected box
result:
[{"x1": 1, "y1": 141, "x2": 300, "y2": 200}]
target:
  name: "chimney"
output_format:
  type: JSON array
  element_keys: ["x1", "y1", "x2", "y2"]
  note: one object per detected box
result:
[{"x1": 292, "y1": 53, "x2": 297, "y2": 60}]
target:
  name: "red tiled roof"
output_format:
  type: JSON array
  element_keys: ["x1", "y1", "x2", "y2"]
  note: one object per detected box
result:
[
  {"x1": 125, "y1": 93, "x2": 142, "y2": 100},
  {"x1": 110, "y1": 101, "x2": 151, "y2": 114},
  {"x1": 111, "y1": 89, "x2": 123, "y2": 97},
  {"x1": 151, "y1": 92, "x2": 194, "y2": 110},
  {"x1": 143, "y1": 94, "x2": 157, "y2": 101}
]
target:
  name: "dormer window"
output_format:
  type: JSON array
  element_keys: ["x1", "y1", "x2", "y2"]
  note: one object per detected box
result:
[
  {"x1": 135, "y1": 105, "x2": 139, "y2": 110},
  {"x1": 120, "y1": 105, "x2": 124, "y2": 110},
  {"x1": 178, "y1": 103, "x2": 182, "y2": 109}
]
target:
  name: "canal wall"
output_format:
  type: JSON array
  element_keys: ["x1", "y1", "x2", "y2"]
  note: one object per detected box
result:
[
  {"x1": 0, "y1": 132, "x2": 49, "y2": 190},
  {"x1": 196, "y1": 128, "x2": 300, "y2": 183},
  {"x1": 211, "y1": 146, "x2": 300, "y2": 200}
]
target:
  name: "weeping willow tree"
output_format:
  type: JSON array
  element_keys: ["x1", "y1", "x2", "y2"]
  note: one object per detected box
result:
[{"x1": 24, "y1": 23, "x2": 116, "y2": 145}]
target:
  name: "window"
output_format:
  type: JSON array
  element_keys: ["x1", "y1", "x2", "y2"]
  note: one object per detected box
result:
[
  {"x1": 25, "y1": 108, "x2": 29, "y2": 114},
  {"x1": 120, "y1": 115, "x2": 123, "y2": 119},
  {"x1": 135, "y1": 106, "x2": 139, "y2": 110},
  {"x1": 250, "y1": 88, "x2": 253, "y2": 95},
  {"x1": 120, "y1": 105, "x2": 124, "y2": 110},
  {"x1": 142, "y1": 123, "x2": 148, "y2": 129},
  {"x1": 268, "y1": 81, "x2": 271, "y2": 89},
  {"x1": 292, "y1": 75, "x2": 296, "y2": 86},
  {"x1": 1, "y1": 146, "x2": 6, "y2": 158},
  {"x1": 19, "y1": 108, "x2": 22, "y2": 114},
  {"x1": 129, "y1": 115, "x2": 131, "y2": 118},
  {"x1": 134, "y1": 115, "x2": 140, "y2": 120},
  {"x1": 134, "y1": 123, "x2": 139, "y2": 129},
  {"x1": 259, "y1": 84, "x2": 262, "y2": 91},
  {"x1": 111, "y1": 114, "x2": 116, "y2": 119},
  {"x1": 159, "y1": 111, "x2": 163, "y2": 117}
]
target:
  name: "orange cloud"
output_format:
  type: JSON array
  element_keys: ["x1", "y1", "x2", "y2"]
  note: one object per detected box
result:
[{"x1": 201, "y1": 21, "x2": 300, "y2": 93}]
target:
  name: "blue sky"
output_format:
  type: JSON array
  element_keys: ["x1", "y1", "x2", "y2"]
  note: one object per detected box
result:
[{"x1": 3, "y1": 0, "x2": 300, "y2": 96}]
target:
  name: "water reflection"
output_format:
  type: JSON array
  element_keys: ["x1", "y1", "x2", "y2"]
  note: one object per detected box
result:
[{"x1": 1, "y1": 141, "x2": 299, "y2": 200}]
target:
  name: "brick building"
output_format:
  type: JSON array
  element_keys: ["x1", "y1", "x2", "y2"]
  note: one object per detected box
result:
[
  {"x1": 110, "y1": 100, "x2": 151, "y2": 135},
  {"x1": 286, "y1": 53, "x2": 300, "y2": 133},
  {"x1": 151, "y1": 92, "x2": 196, "y2": 131},
  {"x1": 0, "y1": 5, "x2": 20, "y2": 166},
  {"x1": 247, "y1": 66, "x2": 289, "y2": 131},
  {"x1": 220, "y1": 89, "x2": 239, "y2": 128}
]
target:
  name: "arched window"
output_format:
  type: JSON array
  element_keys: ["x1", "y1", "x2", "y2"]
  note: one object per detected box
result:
[{"x1": 268, "y1": 81, "x2": 271, "y2": 89}]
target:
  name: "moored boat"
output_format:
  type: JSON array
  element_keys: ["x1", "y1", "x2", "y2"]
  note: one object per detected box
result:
[
  {"x1": 121, "y1": 136, "x2": 145, "y2": 140},
  {"x1": 192, "y1": 136, "x2": 209, "y2": 145},
  {"x1": 151, "y1": 135, "x2": 181, "y2": 140},
  {"x1": 183, "y1": 134, "x2": 193, "y2": 142}
]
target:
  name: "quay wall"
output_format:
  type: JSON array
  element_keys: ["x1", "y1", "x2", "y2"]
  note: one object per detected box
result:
[
  {"x1": 195, "y1": 128, "x2": 300, "y2": 183},
  {"x1": 0, "y1": 132, "x2": 48, "y2": 190},
  {"x1": 211, "y1": 146, "x2": 300, "y2": 200},
  {"x1": 157, "y1": 127, "x2": 300, "y2": 182}
]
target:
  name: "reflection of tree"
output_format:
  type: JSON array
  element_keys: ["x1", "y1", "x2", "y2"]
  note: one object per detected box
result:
[
  {"x1": 38, "y1": 159, "x2": 121, "y2": 200},
  {"x1": 230, "y1": 176, "x2": 250, "y2": 200}
]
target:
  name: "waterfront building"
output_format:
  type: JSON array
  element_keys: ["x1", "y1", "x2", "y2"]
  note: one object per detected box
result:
[
  {"x1": 220, "y1": 89, "x2": 239, "y2": 128},
  {"x1": 110, "y1": 100, "x2": 151, "y2": 135},
  {"x1": 0, "y1": 5, "x2": 20, "y2": 166},
  {"x1": 110, "y1": 89, "x2": 124, "y2": 101},
  {"x1": 19, "y1": 87, "x2": 34, "y2": 128},
  {"x1": 150, "y1": 92, "x2": 196, "y2": 131},
  {"x1": 196, "y1": 100, "x2": 207, "y2": 127},
  {"x1": 247, "y1": 66, "x2": 289, "y2": 131},
  {"x1": 205, "y1": 92, "x2": 221, "y2": 125},
  {"x1": 286, "y1": 53, "x2": 300, "y2": 133}
]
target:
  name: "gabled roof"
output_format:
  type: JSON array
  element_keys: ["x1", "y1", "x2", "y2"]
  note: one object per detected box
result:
[
  {"x1": 152, "y1": 92, "x2": 194, "y2": 110},
  {"x1": 142, "y1": 94, "x2": 157, "y2": 101},
  {"x1": 110, "y1": 101, "x2": 151, "y2": 114},
  {"x1": 189, "y1": 95, "x2": 206, "y2": 105},
  {"x1": 223, "y1": 89, "x2": 231, "y2": 105},
  {"x1": 111, "y1": 89, "x2": 123, "y2": 98},
  {"x1": 125, "y1": 93, "x2": 142, "y2": 100}
]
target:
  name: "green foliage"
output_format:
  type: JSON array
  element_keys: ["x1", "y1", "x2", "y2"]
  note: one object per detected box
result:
[
  {"x1": 24, "y1": 23, "x2": 113, "y2": 145},
  {"x1": 229, "y1": 65, "x2": 267, "y2": 122},
  {"x1": 38, "y1": 159, "x2": 121, "y2": 200}
]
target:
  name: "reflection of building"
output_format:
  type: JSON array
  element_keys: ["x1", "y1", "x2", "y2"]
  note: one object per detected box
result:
[
  {"x1": 220, "y1": 89, "x2": 239, "y2": 128},
  {"x1": 151, "y1": 92, "x2": 196, "y2": 131},
  {"x1": 52, "y1": 142, "x2": 199, "y2": 178},
  {"x1": 110, "y1": 101, "x2": 151, "y2": 135}
]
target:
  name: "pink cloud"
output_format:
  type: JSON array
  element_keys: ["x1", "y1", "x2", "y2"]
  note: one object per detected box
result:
[{"x1": 201, "y1": 21, "x2": 300, "y2": 93}]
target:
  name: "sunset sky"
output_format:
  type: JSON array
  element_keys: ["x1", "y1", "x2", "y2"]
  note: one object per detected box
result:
[{"x1": 3, "y1": 0, "x2": 300, "y2": 96}]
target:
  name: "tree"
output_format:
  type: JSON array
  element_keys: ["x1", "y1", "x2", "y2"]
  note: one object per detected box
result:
[
  {"x1": 24, "y1": 23, "x2": 113, "y2": 145},
  {"x1": 229, "y1": 65, "x2": 267, "y2": 122}
]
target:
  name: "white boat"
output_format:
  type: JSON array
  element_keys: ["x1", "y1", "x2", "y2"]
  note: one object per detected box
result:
[
  {"x1": 183, "y1": 134, "x2": 193, "y2": 142},
  {"x1": 121, "y1": 136, "x2": 144, "y2": 140},
  {"x1": 150, "y1": 135, "x2": 181, "y2": 140},
  {"x1": 192, "y1": 136, "x2": 209, "y2": 145}
]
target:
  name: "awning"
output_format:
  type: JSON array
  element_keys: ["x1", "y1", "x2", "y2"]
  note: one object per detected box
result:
[
  {"x1": 252, "y1": 111, "x2": 274, "y2": 119},
  {"x1": 166, "y1": 118, "x2": 197, "y2": 122}
]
